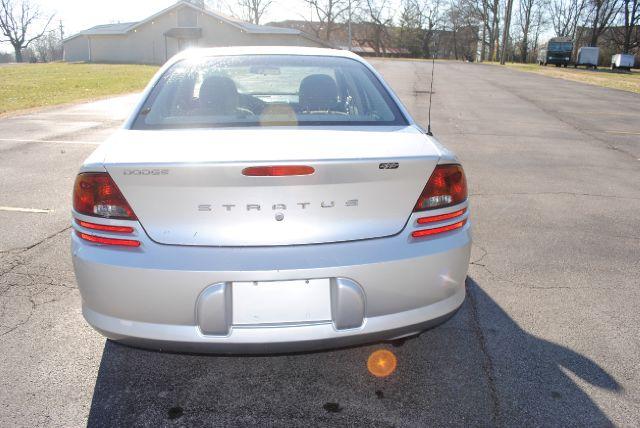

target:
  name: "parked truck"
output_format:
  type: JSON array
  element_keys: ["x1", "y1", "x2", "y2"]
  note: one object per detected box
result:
[{"x1": 538, "y1": 37, "x2": 573, "y2": 67}]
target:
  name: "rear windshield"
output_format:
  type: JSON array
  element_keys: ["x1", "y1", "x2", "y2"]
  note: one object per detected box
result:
[{"x1": 131, "y1": 55, "x2": 408, "y2": 129}]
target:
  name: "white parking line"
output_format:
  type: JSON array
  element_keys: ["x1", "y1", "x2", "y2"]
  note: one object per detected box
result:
[
  {"x1": 604, "y1": 130, "x2": 640, "y2": 136},
  {"x1": 0, "y1": 206, "x2": 53, "y2": 214},
  {"x1": 0, "y1": 138, "x2": 101, "y2": 145}
]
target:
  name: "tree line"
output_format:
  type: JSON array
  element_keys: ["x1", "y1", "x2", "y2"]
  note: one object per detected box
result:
[
  {"x1": 2, "y1": 0, "x2": 638, "y2": 63},
  {"x1": 224, "y1": 0, "x2": 638, "y2": 62}
]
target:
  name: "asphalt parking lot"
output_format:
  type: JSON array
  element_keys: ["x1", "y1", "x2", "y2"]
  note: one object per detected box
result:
[{"x1": 1, "y1": 59, "x2": 639, "y2": 427}]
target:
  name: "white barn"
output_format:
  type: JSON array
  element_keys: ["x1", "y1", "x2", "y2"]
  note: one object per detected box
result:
[{"x1": 63, "y1": 1, "x2": 330, "y2": 64}]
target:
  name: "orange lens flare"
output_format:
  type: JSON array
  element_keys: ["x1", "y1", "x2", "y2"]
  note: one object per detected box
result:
[{"x1": 367, "y1": 349, "x2": 398, "y2": 378}]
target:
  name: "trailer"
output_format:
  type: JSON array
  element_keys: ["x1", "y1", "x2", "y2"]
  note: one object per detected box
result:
[
  {"x1": 611, "y1": 54, "x2": 635, "y2": 71},
  {"x1": 575, "y1": 47, "x2": 599, "y2": 69}
]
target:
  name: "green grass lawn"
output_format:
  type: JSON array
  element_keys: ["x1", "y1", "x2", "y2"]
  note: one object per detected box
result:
[
  {"x1": 0, "y1": 62, "x2": 159, "y2": 115},
  {"x1": 494, "y1": 62, "x2": 640, "y2": 94}
]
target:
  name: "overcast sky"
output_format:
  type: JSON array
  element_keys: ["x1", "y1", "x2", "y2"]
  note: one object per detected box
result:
[{"x1": 1, "y1": 0, "x2": 319, "y2": 53}]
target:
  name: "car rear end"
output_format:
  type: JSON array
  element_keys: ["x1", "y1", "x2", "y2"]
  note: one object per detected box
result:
[{"x1": 71, "y1": 48, "x2": 471, "y2": 353}]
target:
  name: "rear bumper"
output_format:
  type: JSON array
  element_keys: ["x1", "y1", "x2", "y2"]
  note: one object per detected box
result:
[
  {"x1": 546, "y1": 57, "x2": 570, "y2": 64},
  {"x1": 72, "y1": 210, "x2": 471, "y2": 354},
  {"x1": 84, "y1": 290, "x2": 463, "y2": 353}
]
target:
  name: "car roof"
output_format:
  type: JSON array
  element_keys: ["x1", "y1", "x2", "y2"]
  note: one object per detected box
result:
[{"x1": 172, "y1": 46, "x2": 363, "y2": 62}]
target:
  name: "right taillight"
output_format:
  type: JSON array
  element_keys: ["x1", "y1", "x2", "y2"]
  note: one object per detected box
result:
[
  {"x1": 411, "y1": 164, "x2": 468, "y2": 239},
  {"x1": 413, "y1": 164, "x2": 467, "y2": 212},
  {"x1": 73, "y1": 173, "x2": 137, "y2": 219}
]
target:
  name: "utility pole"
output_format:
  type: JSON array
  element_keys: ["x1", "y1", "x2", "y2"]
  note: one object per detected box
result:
[
  {"x1": 347, "y1": 0, "x2": 352, "y2": 51},
  {"x1": 500, "y1": 0, "x2": 514, "y2": 64},
  {"x1": 58, "y1": 20, "x2": 64, "y2": 40}
]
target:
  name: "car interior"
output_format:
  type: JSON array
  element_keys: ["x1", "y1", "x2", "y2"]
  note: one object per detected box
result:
[
  {"x1": 137, "y1": 58, "x2": 402, "y2": 128},
  {"x1": 184, "y1": 72, "x2": 353, "y2": 118}
]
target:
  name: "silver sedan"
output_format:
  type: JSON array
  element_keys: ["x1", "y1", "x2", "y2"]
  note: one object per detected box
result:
[{"x1": 71, "y1": 46, "x2": 471, "y2": 353}]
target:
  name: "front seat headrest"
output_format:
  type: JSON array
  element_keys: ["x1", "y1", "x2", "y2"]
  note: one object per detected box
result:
[
  {"x1": 298, "y1": 74, "x2": 338, "y2": 112},
  {"x1": 198, "y1": 75, "x2": 239, "y2": 114}
]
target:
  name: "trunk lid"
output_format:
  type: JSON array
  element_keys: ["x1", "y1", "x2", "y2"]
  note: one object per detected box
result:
[{"x1": 103, "y1": 127, "x2": 441, "y2": 246}]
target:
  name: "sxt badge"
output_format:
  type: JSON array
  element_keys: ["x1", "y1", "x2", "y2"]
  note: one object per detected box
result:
[{"x1": 379, "y1": 162, "x2": 399, "y2": 169}]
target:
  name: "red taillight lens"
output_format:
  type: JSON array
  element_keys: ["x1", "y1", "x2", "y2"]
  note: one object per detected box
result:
[
  {"x1": 411, "y1": 220, "x2": 467, "y2": 238},
  {"x1": 242, "y1": 165, "x2": 315, "y2": 176},
  {"x1": 73, "y1": 173, "x2": 137, "y2": 219},
  {"x1": 417, "y1": 208, "x2": 466, "y2": 224},
  {"x1": 76, "y1": 231, "x2": 140, "y2": 247},
  {"x1": 75, "y1": 219, "x2": 134, "y2": 234},
  {"x1": 413, "y1": 164, "x2": 467, "y2": 211}
]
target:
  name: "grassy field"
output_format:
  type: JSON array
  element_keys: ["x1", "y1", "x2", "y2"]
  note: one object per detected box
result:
[
  {"x1": 0, "y1": 62, "x2": 159, "y2": 115},
  {"x1": 496, "y1": 62, "x2": 640, "y2": 94}
]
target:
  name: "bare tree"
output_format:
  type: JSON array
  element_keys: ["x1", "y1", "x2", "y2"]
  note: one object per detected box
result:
[
  {"x1": 303, "y1": 0, "x2": 351, "y2": 41},
  {"x1": 398, "y1": 0, "x2": 424, "y2": 54},
  {"x1": 517, "y1": 0, "x2": 534, "y2": 61},
  {"x1": 472, "y1": 0, "x2": 492, "y2": 60},
  {"x1": 33, "y1": 28, "x2": 61, "y2": 62},
  {"x1": 33, "y1": 29, "x2": 50, "y2": 62},
  {"x1": 585, "y1": 0, "x2": 622, "y2": 45},
  {"x1": 398, "y1": 0, "x2": 442, "y2": 56},
  {"x1": 361, "y1": 0, "x2": 393, "y2": 54},
  {"x1": 0, "y1": 0, "x2": 54, "y2": 62},
  {"x1": 418, "y1": 0, "x2": 443, "y2": 56},
  {"x1": 488, "y1": 0, "x2": 501, "y2": 60},
  {"x1": 530, "y1": 6, "x2": 546, "y2": 55},
  {"x1": 447, "y1": 0, "x2": 495, "y2": 61},
  {"x1": 447, "y1": 1, "x2": 464, "y2": 59},
  {"x1": 235, "y1": 0, "x2": 274, "y2": 24},
  {"x1": 614, "y1": 0, "x2": 639, "y2": 52},
  {"x1": 442, "y1": 0, "x2": 481, "y2": 60},
  {"x1": 499, "y1": 0, "x2": 514, "y2": 63},
  {"x1": 549, "y1": 0, "x2": 589, "y2": 38},
  {"x1": 516, "y1": 0, "x2": 545, "y2": 61},
  {"x1": 472, "y1": 0, "x2": 500, "y2": 60}
]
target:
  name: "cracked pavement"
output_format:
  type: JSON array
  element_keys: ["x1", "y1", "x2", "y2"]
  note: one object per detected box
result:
[{"x1": 1, "y1": 60, "x2": 639, "y2": 427}]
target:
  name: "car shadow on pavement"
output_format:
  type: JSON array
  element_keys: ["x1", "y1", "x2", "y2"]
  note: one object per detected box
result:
[{"x1": 86, "y1": 277, "x2": 620, "y2": 427}]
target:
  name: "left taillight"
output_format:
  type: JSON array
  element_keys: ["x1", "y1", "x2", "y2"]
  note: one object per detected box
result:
[
  {"x1": 73, "y1": 172, "x2": 137, "y2": 219},
  {"x1": 73, "y1": 172, "x2": 140, "y2": 247}
]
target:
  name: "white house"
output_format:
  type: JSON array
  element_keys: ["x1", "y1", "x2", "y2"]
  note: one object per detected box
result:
[{"x1": 63, "y1": 1, "x2": 330, "y2": 64}]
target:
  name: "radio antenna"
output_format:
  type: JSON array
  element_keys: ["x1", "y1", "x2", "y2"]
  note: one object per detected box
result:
[{"x1": 426, "y1": 53, "x2": 435, "y2": 136}]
